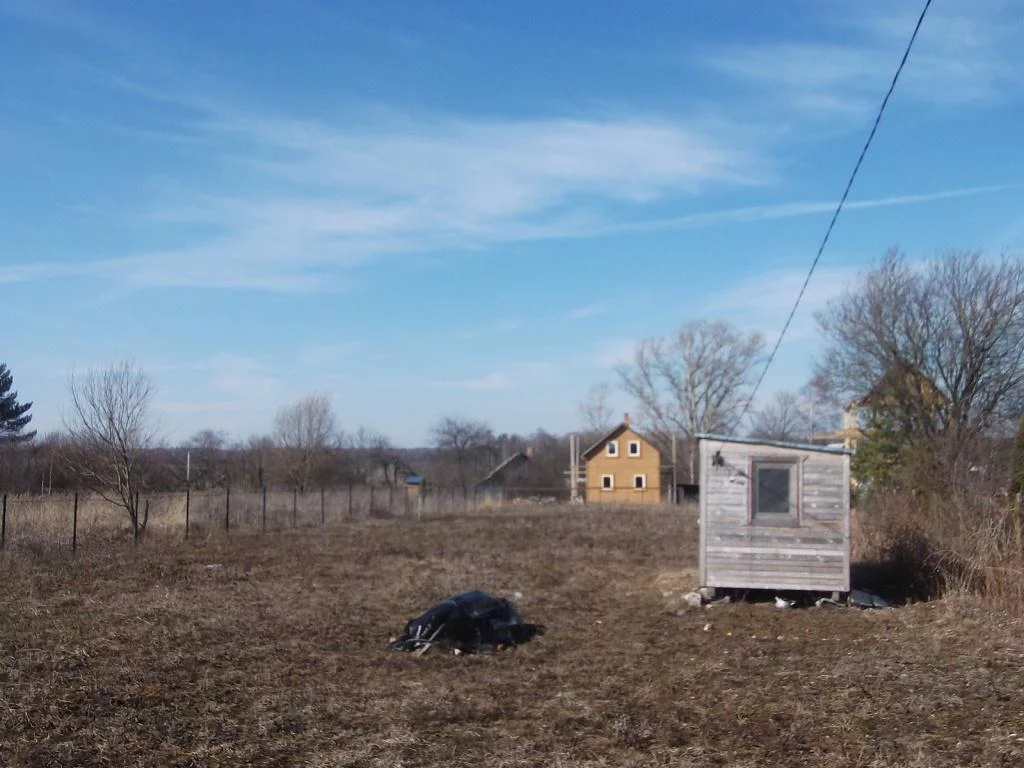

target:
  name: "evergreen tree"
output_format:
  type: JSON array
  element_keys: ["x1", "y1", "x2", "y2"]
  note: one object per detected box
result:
[{"x1": 0, "y1": 363, "x2": 35, "y2": 443}]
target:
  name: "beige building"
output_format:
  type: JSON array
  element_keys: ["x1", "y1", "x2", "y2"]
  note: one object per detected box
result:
[{"x1": 582, "y1": 416, "x2": 662, "y2": 504}]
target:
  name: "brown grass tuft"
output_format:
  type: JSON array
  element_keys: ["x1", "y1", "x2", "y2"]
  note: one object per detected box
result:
[{"x1": 1, "y1": 503, "x2": 1022, "y2": 766}]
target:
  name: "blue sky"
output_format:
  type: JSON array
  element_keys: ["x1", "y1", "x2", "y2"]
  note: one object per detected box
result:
[{"x1": 3, "y1": 0, "x2": 1023, "y2": 446}]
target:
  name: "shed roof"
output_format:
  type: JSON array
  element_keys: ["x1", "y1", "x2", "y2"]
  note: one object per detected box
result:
[
  {"x1": 476, "y1": 451, "x2": 530, "y2": 486},
  {"x1": 696, "y1": 433, "x2": 853, "y2": 456}
]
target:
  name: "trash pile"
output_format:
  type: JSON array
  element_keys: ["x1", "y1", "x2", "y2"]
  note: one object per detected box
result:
[{"x1": 388, "y1": 590, "x2": 544, "y2": 656}]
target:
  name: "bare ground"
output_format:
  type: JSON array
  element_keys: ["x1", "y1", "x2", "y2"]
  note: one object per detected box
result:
[{"x1": 1, "y1": 505, "x2": 1023, "y2": 767}]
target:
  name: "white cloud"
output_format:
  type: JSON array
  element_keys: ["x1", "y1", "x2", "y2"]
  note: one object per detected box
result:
[
  {"x1": 564, "y1": 303, "x2": 610, "y2": 321},
  {"x1": 431, "y1": 362, "x2": 552, "y2": 391},
  {"x1": 697, "y1": 265, "x2": 860, "y2": 344},
  {"x1": 434, "y1": 372, "x2": 516, "y2": 392},
  {"x1": 585, "y1": 339, "x2": 637, "y2": 369},
  {"x1": 452, "y1": 320, "x2": 522, "y2": 341},
  {"x1": 701, "y1": 3, "x2": 1021, "y2": 118},
  {"x1": 3, "y1": 99, "x2": 766, "y2": 291}
]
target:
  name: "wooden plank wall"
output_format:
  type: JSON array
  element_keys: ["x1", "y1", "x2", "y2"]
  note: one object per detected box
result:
[{"x1": 699, "y1": 440, "x2": 850, "y2": 592}]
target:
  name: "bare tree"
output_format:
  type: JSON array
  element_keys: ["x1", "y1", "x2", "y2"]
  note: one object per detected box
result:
[
  {"x1": 749, "y1": 391, "x2": 809, "y2": 442},
  {"x1": 274, "y1": 394, "x2": 339, "y2": 491},
  {"x1": 429, "y1": 416, "x2": 497, "y2": 490},
  {"x1": 347, "y1": 427, "x2": 403, "y2": 486},
  {"x1": 62, "y1": 360, "x2": 157, "y2": 533},
  {"x1": 815, "y1": 249, "x2": 1024, "y2": 473},
  {"x1": 578, "y1": 383, "x2": 616, "y2": 435},
  {"x1": 184, "y1": 429, "x2": 230, "y2": 489},
  {"x1": 616, "y1": 319, "x2": 764, "y2": 478}
]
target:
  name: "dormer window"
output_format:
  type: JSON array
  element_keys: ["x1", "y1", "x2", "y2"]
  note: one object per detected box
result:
[
  {"x1": 606, "y1": 440, "x2": 619, "y2": 457},
  {"x1": 628, "y1": 440, "x2": 641, "y2": 457}
]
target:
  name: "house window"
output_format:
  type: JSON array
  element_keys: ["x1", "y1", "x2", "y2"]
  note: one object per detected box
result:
[
  {"x1": 633, "y1": 474, "x2": 646, "y2": 489},
  {"x1": 601, "y1": 474, "x2": 614, "y2": 490},
  {"x1": 606, "y1": 441, "x2": 619, "y2": 457},
  {"x1": 751, "y1": 459, "x2": 798, "y2": 524},
  {"x1": 628, "y1": 441, "x2": 641, "y2": 457}
]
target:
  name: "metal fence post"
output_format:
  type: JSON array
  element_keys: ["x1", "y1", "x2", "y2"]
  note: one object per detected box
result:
[
  {"x1": 320, "y1": 487, "x2": 325, "y2": 526},
  {"x1": 292, "y1": 488, "x2": 298, "y2": 527},
  {"x1": 348, "y1": 483, "x2": 353, "y2": 519},
  {"x1": 72, "y1": 491, "x2": 78, "y2": 553},
  {"x1": 185, "y1": 485, "x2": 191, "y2": 540},
  {"x1": 225, "y1": 485, "x2": 231, "y2": 534},
  {"x1": 2, "y1": 493, "x2": 7, "y2": 550},
  {"x1": 133, "y1": 490, "x2": 139, "y2": 545},
  {"x1": 369, "y1": 486, "x2": 375, "y2": 516},
  {"x1": 262, "y1": 485, "x2": 267, "y2": 532}
]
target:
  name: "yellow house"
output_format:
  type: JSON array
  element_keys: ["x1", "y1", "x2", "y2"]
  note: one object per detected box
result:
[{"x1": 582, "y1": 416, "x2": 662, "y2": 504}]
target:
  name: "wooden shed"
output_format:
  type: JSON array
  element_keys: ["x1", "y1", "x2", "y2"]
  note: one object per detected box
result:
[{"x1": 697, "y1": 434, "x2": 851, "y2": 595}]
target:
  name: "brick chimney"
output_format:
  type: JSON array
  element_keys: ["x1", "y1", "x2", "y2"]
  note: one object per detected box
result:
[{"x1": 623, "y1": 412, "x2": 631, "y2": 426}]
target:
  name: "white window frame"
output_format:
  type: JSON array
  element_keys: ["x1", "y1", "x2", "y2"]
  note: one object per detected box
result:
[
  {"x1": 749, "y1": 458, "x2": 800, "y2": 526},
  {"x1": 606, "y1": 440, "x2": 619, "y2": 457},
  {"x1": 633, "y1": 474, "x2": 646, "y2": 489},
  {"x1": 628, "y1": 440, "x2": 641, "y2": 457},
  {"x1": 601, "y1": 474, "x2": 614, "y2": 490}
]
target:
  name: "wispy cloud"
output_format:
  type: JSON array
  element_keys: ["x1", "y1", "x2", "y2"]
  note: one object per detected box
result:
[
  {"x1": 593, "y1": 184, "x2": 1022, "y2": 237},
  {"x1": 584, "y1": 339, "x2": 636, "y2": 370},
  {"x1": 2, "y1": 61, "x2": 767, "y2": 291},
  {"x1": 700, "y1": 3, "x2": 1021, "y2": 118},
  {"x1": 434, "y1": 372, "x2": 516, "y2": 392},
  {"x1": 564, "y1": 303, "x2": 610, "y2": 321},
  {"x1": 698, "y1": 265, "x2": 860, "y2": 343},
  {"x1": 432, "y1": 362, "x2": 551, "y2": 391},
  {"x1": 452, "y1": 320, "x2": 522, "y2": 341}
]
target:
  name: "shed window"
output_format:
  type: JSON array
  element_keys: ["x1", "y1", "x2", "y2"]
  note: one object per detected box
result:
[
  {"x1": 601, "y1": 474, "x2": 614, "y2": 490},
  {"x1": 628, "y1": 440, "x2": 641, "y2": 456},
  {"x1": 752, "y1": 460, "x2": 798, "y2": 523},
  {"x1": 633, "y1": 474, "x2": 646, "y2": 489},
  {"x1": 606, "y1": 441, "x2": 619, "y2": 457}
]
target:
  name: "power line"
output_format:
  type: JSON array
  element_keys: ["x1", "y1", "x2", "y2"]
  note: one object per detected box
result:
[{"x1": 733, "y1": 0, "x2": 933, "y2": 433}]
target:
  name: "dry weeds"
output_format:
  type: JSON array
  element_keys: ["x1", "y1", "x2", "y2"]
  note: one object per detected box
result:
[{"x1": 1, "y1": 504, "x2": 1023, "y2": 767}]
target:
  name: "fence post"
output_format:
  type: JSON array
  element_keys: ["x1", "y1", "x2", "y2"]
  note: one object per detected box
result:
[
  {"x1": 225, "y1": 485, "x2": 231, "y2": 534},
  {"x1": 262, "y1": 486, "x2": 267, "y2": 532},
  {"x1": 133, "y1": 490, "x2": 139, "y2": 545},
  {"x1": 292, "y1": 488, "x2": 298, "y2": 527},
  {"x1": 72, "y1": 491, "x2": 78, "y2": 553},
  {"x1": 404, "y1": 485, "x2": 410, "y2": 517},
  {"x1": 185, "y1": 485, "x2": 191, "y2": 540},
  {"x1": 348, "y1": 484, "x2": 354, "y2": 519},
  {"x1": 320, "y1": 487, "x2": 325, "y2": 526},
  {"x1": 370, "y1": 486, "x2": 375, "y2": 515},
  {"x1": 2, "y1": 492, "x2": 7, "y2": 550},
  {"x1": 388, "y1": 485, "x2": 394, "y2": 515}
]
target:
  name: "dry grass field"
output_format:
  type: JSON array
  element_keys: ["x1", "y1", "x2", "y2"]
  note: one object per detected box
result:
[{"x1": 2, "y1": 504, "x2": 1023, "y2": 767}]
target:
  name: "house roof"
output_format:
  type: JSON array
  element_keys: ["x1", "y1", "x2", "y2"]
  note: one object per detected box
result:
[
  {"x1": 476, "y1": 451, "x2": 530, "y2": 486},
  {"x1": 696, "y1": 433, "x2": 853, "y2": 456},
  {"x1": 582, "y1": 422, "x2": 660, "y2": 460},
  {"x1": 856, "y1": 363, "x2": 949, "y2": 409}
]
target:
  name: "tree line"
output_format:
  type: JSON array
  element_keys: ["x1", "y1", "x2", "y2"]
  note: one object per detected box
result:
[{"x1": 3, "y1": 248, "x2": 1024, "y2": 535}]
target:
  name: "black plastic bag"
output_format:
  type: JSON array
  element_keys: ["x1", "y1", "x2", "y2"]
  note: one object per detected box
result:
[{"x1": 388, "y1": 590, "x2": 544, "y2": 654}]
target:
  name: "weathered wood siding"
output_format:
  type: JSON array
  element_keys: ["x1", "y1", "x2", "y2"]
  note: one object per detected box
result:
[
  {"x1": 699, "y1": 439, "x2": 850, "y2": 592},
  {"x1": 585, "y1": 427, "x2": 662, "y2": 505}
]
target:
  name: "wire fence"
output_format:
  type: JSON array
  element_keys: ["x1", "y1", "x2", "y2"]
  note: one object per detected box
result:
[{"x1": 0, "y1": 484, "x2": 625, "y2": 557}]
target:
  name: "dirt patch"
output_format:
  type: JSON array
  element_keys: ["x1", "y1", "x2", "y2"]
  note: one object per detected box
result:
[{"x1": 1, "y1": 505, "x2": 1022, "y2": 767}]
